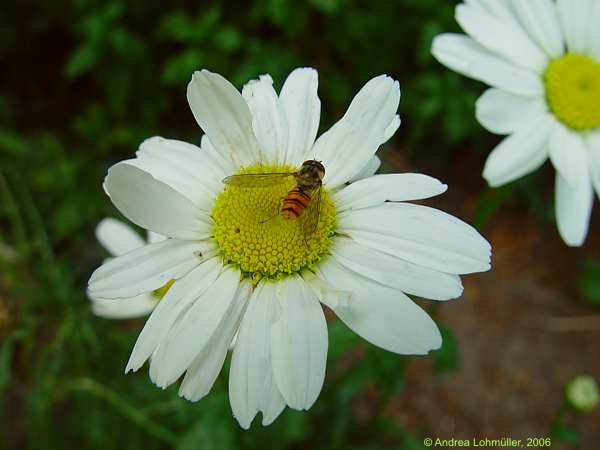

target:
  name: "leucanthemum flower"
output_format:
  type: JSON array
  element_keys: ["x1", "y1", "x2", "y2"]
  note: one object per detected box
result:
[
  {"x1": 88, "y1": 68, "x2": 491, "y2": 428},
  {"x1": 88, "y1": 218, "x2": 167, "y2": 319},
  {"x1": 432, "y1": 0, "x2": 600, "y2": 246}
]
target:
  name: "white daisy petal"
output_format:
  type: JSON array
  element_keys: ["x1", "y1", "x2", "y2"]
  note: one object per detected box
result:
[
  {"x1": 348, "y1": 155, "x2": 382, "y2": 183},
  {"x1": 465, "y1": 0, "x2": 519, "y2": 25},
  {"x1": 511, "y1": 0, "x2": 564, "y2": 58},
  {"x1": 260, "y1": 383, "x2": 286, "y2": 427},
  {"x1": 339, "y1": 203, "x2": 491, "y2": 275},
  {"x1": 104, "y1": 162, "x2": 212, "y2": 240},
  {"x1": 588, "y1": 131, "x2": 600, "y2": 198},
  {"x1": 334, "y1": 173, "x2": 447, "y2": 211},
  {"x1": 431, "y1": 33, "x2": 544, "y2": 96},
  {"x1": 301, "y1": 270, "x2": 351, "y2": 311},
  {"x1": 475, "y1": 88, "x2": 547, "y2": 135},
  {"x1": 90, "y1": 293, "x2": 157, "y2": 319},
  {"x1": 330, "y1": 238, "x2": 463, "y2": 301},
  {"x1": 187, "y1": 70, "x2": 260, "y2": 167},
  {"x1": 125, "y1": 259, "x2": 221, "y2": 373},
  {"x1": 200, "y1": 134, "x2": 238, "y2": 178},
  {"x1": 229, "y1": 282, "x2": 285, "y2": 429},
  {"x1": 557, "y1": 0, "x2": 593, "y2": 54},
  {"x1": 228, "y1": 330, "x2": 238, "y2": 351},
  {"x1": 313, "y1": 75, "x2": 400, "y2": 189},
  {"x1": 147, "y1": 231, "x2": 165, "y2": 244},
  {"x1": 150, "y1": 267, "x2": 242, "y2": 388},
  {"x1": 555, "y1": 151, "x2": 594, "y2": 247},
  {"x1": 455, "y1": 3, "x2": 548, "y2": 72},
  {"x1": 242, "y1": 75, "x2": 289, "y2": 164},
  {"x1": 137, "y1": 136, "x2": 226, "y2": 179},
  {"x1": 549, "y1": 122, "x2": 588, "y2": 187},
  {"x1": 384, "y1": 115, "x2": 402, "y2": 141},
  {"x1": 316, "y1": 258, "x2": 442, "y2": 355},
  {"x1": 279, "y1": 68, "x2": 321, "y2": 165},
  {"x1": 482, "y1": 113, "x2": 553, "y2": 187},
  {"x1": 588, "y1": 1, "x2": 600, "y2": 58},
  {"x1": 136, "y1": 136, "x2": 225, "y2": 205},
  {"x1": 270, "y1": 276, "x2": 327, "y2": 411},
  {"x1": 88, "y1": 238, "x2": 214, "y2": 299},
  {"x1": 179, "y1": 281, "x2": 252, "y2": 402},
  {"x1": 121, "y1": 154, "x2": 217, "y2": 213},
  {"x1": 95, "y1": 218, "x2": 145, "y2": 257}
]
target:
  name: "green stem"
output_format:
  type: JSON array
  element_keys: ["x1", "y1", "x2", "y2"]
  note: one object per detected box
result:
[
  {"x1": 6, "y1": 167, "x2": 54, "y2": 262},
  {"x1": 59, "y1": 378, "x2": 179, "y2": 446}
]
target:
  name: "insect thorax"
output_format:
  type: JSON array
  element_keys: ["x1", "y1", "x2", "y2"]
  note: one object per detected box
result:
[{"x1": 295, "y1": 160, "x2": 325, "y2": 191}]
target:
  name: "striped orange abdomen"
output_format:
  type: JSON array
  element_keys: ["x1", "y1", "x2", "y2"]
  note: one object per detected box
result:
[{"x1": 281, "y1": 187, "x2": 311, "y2": 219}]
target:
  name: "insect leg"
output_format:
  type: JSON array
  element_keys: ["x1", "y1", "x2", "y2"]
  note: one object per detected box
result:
[{"x1": 259, "y1": 212, "x2": 279, "y2": 224}]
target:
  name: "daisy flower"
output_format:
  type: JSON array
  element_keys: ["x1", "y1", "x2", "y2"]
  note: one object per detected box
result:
[
  {"x1": 88, "y1": 68, "x2": 491, "y2": 428},
  {"x1": 88, "y1": 218, "x2": 167, "y2": 319},
  {"x1": 432, "y1": 0, "x2": 600, "y2": 246}
]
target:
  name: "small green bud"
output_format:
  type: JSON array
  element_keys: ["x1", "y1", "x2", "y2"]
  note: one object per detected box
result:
[{"x1": 566, "y1": 375, "x2": 599, "y2": 412}]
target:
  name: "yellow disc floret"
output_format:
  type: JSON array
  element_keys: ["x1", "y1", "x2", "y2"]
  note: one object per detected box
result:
[
  {"x1": 212, "y1": 163, "x2": 336, "y2": 282},
  {"x1": 544, "y1": 53, "x2": 600, "y2": 131}
]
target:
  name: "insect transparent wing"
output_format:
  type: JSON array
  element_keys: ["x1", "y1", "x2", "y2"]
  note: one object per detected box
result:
[
  {"x1": 222, "y1": 172, "x2": 294, "y2": 188},
  {"x1": 301, "y1": 184, "x2": 322, "y2": 238}
]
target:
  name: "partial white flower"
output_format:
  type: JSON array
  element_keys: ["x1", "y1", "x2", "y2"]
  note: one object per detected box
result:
[
  {"x1": 89, "y1": 218, "x2": 166, "y2": 319},
  {"x1": 432, "y1": 0, "x2": 600, "y2": 246},
  {"x1": 88, "y1": 68, "x2": 491, "y2": 428}
]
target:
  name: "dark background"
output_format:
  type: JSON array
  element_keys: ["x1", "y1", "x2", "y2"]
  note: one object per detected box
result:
[{"x1": 1, "y1": 1, "x2": 599, "y2": 449}]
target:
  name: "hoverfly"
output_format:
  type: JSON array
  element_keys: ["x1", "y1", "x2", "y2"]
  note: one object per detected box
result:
[{"x1": 222, "y1": 160, "x2": 325, "y2": 237}]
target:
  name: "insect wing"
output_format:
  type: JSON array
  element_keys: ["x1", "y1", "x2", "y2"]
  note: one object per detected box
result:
[
  {"x1": 222, "y1": 172, "x2": 294, "y2": 188},
  {"x1": 301, "y1": 184, "x2": 322, "y2": 238}
]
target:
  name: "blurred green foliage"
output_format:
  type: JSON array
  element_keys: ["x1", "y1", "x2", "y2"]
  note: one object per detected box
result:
[
  {"x1": 579, "y1": 259, "x2": 600, "y2": 307},
  {"x1": 0, "y1": 0, "x2": 492, "y2": 448}
]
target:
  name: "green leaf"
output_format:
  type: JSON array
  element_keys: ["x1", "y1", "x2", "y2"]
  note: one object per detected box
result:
[
  {"x1": 579, "y1": 259, "x2": 600, "y2": 306},
  {"x1": 551, "y1": 423, "x2": 580, "y2": 446},
  {"x1": 176, "y1": 395, "x2": 236, "y2": 450},
  {"x1": 327, "y1": 318, "x2": 360, "y2": 361},
  {"x1": 0, "y1": 129, "x2": 31, "y2": 157},
  {"x1": 473, "y1": 184, "x2": 514, "y2": 230},
  {"x1": 309, "y1": 0, "x2": 344, "y2": 15},
  {"x1": 65, "y1": 44, "x2": 97, "y2": 79},
  {"x1": 0, "y1": 336, "x2": 15, "y2": 394},
  {"x1": 402, "y1": 431, "x2": 429, "y2": 450},
  {"x1": 214, "y1": 27, "x2": 242, "y2": 52},
  {"x1": 162, "y1": 49, "x2": 204, "y2": 85},
  {"x1": 433, "y1": 326, "x2": 459, "y2": 375}
]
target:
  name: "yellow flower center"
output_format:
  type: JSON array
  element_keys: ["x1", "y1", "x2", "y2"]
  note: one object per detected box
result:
[
  {"x1": 544, "y1": 53, "x2": 600, "y2": 131},
  {"x1": 212, "y1": 163, "x2": 336, "y2": 282}
]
